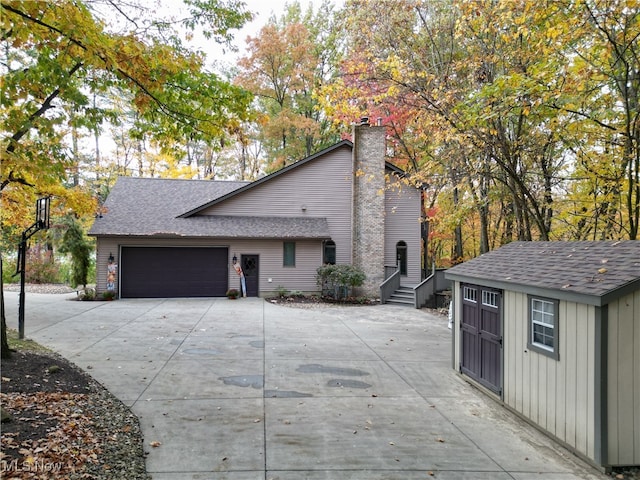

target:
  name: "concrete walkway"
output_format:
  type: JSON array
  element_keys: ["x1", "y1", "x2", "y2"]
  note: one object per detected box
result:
[{"x1": 3, "y1": 292, "x2": 608, "y2": 479}]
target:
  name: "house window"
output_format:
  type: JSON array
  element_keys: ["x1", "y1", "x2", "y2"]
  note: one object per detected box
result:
[
  {"x1": 396, "y1": 241, "x2": 407, "y2": 275},
  {"x1": 528, "y1": 296, "x2": 559, "y2": 360},
  {"x1": 323, "y1": 240, "x2": 336, "y2": 264},
  {"x1": 283, "y1": 241, "x2": 295, "y2": 267}
]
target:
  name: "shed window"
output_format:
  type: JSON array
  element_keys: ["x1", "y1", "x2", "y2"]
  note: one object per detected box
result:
[
  {"x1": 463, "y1": 286, "x2": 477, "y2": 303},
  {"x1": 482, "y1": 290, "x2": 498, "y2": 308},
  {"x1": 528, "y1": 296, "x2": 559, "y2": 360},
  {"x1": 283, "y1": 242, "x2": 296, "y2": 267}
]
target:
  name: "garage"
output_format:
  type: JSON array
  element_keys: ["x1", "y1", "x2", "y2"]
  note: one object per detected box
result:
[{"x1": 120, "y1": 247, "x2": 228, "y2": 298}]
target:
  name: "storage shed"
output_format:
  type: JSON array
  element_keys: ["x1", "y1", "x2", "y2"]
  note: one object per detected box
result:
[{"x1": 445, "y1": 240, "x2": 640, "y2": 470}]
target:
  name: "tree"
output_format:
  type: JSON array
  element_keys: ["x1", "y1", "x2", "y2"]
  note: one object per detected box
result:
[
  {"x1": 1, "y1": 0, "x2": 254, "y2": 358},
  {"x1": 1, "y1": 257, "x2": 9, "y2": 359},
  {"x1": 235, "y1": 0, "x2": 342, "y2": 171},
  {"x1": 549, "y1": 0, "x2": 640, "y2": 240},
  {"x1": 58, "y1": 216, "x2": 92, "y2": 288},
  {"x1": 323, "y1": 0, "x2": 638, "y2": 265}
]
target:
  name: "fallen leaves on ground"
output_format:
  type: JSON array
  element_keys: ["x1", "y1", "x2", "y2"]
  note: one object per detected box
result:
[{"x1": 1, "y1": 391, "x2": 101, "y2": 478}]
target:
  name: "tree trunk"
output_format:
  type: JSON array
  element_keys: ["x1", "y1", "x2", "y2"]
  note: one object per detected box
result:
[
  {"x1": 453, "y1": 184, "x2": 464, "y2": 262},
  {"x1": 1, "y1": 256, "x2": 12, "y2": 359}
]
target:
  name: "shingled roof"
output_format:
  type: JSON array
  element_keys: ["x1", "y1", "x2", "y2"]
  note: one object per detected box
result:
[
  {"x1": 88, "y1": 177, "x2": 331, "y2": 239},
  {"x1": 445, "y1": 240, "x2": 640, "y2": 306}
]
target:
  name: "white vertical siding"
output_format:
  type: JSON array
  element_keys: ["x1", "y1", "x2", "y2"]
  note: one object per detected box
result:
[
  {"x1": 384, "y1": 175, "x2": 422, "y2": 286},
  {"x1": 503, "y1": 290, "x2": 596, "y2": 461},
  {"x1": 607, "y1": 290, "x2": 640, "y2": 466},
  {"x1": 453, "y1": 281, "x2": 461, "y2": 369}
]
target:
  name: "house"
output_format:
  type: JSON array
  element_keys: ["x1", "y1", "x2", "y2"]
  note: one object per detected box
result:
[
  {"x1": 88, "y1": 120, "x2": 425, "y2": 299},
  {"x1": 444, "y1": 240, "x2": 640, "y2": 470}
]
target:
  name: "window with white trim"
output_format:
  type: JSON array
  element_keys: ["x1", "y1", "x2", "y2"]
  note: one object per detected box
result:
[
  {"x1": 463, "y1": 286, "x2": 477, "y2": 303},
  {"x1": 528, "y1": 296, "x2": 559, "y2": 360},
  {"x1": 482, "y1": 290, "x2": 498, "y2": 308}
]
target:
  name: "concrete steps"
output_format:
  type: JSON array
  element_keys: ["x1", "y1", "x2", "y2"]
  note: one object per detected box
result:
[{"x1": 386, "y1": 286, "x2": 414, "y2": 307}]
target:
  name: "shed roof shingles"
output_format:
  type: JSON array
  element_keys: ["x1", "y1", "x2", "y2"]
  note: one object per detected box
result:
[
  {"x1": 89, "y1": 177, "x2": 330, "y2": 239},
  {"x1": 445, "y1": 240, "x2": 640, "y2": 298}
]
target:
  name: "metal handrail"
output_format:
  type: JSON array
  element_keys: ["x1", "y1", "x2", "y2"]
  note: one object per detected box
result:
[{"x1": 380, "y1": 266, "x2": 401, "y2": 304}]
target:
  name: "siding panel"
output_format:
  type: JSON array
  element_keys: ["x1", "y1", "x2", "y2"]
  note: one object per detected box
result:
[
  {"x1": 546, "y1": 354, "x2": 557, "y2": 434},
  {"x1": 608, "y1": 300, "x2": 620, "y2": 464},
  {"x1": 521, "y1": 293, "x2": 531, "y2": 419},
  {"x1": 95, "y1": 238, "x2": 121, "y2": 293},
  {"x1": 565, "y1": 302, "x2": 578, "y2": 449},
  {"x1": 555, "y1": 300, "x2": 567, "y2": 443},
  {"x1": 96, "y1": 237, "x2": 323, "y2": 296},
  {"x1": 199, "y1": 148, "x2": 353, "y2": 266},
  {"x1": 384, "y1": 176, "x2": 422, "y2": 286},
  {"x1": 503, "y1": 292, "x2": 596, "y2": 460},
  {"x1": 635, "y1": 290, "x2": 640, "y2": 466},
  {"x1": 226, "y1": 239, "x2": 323, "y2": 295},
  {"x1": 608, "y1": 292, "x2": 640, "y2": 466},
  {"x1": 575, "y1": 302, "x2": 590, "y2": 456},
  {"x1": 530, "y1": 345, "x2": 540, "y2": 424},
  {"x1": 504, "y1": 291, "x2": 517, "y2": 408}
]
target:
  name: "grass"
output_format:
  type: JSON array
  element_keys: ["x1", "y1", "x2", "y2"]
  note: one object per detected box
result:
[{"x1": 6, "y1": 328, "x2": 50, "y2": 352}]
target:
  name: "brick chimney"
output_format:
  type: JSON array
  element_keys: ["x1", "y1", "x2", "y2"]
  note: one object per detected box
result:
[{"x1": 352, "y1": 117, "x2": 385, "y2": 296}]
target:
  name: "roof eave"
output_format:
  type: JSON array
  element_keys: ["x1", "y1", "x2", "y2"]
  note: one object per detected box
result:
[
  {"x1": 445, "y1": 272, "x2": 640, "y2": 307},
  {"x1": 90, "y1": 232, "x2": 332, "y2": 240}
]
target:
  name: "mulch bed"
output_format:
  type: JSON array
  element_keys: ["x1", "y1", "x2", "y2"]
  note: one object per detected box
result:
[{"x1": 1, "y1": 350, "x2": 149, "y2": 479}]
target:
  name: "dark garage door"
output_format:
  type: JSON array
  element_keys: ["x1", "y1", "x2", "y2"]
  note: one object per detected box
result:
[{"x1": 120, "y1": 247, "x2": 228, "y2": 298}]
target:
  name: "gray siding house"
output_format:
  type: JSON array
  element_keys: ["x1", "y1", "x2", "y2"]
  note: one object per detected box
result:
[
  {"x1": 445, "y1": 241, "x2": 640, "y2": 470},
  {"x1": 89, "y1": 121, "x2": 424, "y2": 299}
]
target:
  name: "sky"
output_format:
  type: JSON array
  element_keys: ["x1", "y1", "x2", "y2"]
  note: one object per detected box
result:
[
  {"x1": 205, "y1": 0, "x2": 295, "y2": 67},
  {"x1": 196, "y1": 0, "x2": 344, "y2": 68}
]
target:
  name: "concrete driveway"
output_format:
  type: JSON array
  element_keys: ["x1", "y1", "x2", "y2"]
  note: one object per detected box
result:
[{"x1": 3, "y1": 292, "x2": 607, "y2": 479}]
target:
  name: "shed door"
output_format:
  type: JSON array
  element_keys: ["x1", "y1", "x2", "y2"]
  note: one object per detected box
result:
[
  {"x1": 460, "y1": 284, "x2": 502, "y2": 396},
  {"x1": 120, "y1": 247, "x2": 228, "y2": 298}
]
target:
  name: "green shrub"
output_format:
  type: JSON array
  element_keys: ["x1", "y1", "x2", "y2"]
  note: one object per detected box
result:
[
  {"x1": 102, "y1": 290, "x2": 116, "y2": 300},
  {"x1": 58, "y1": 218, "x2": 92, "y2": 288},
  {"x1": 78, "y1": 287, "x2": 96, "y2": 301},
  {"x1": 316, "y1": 264, "x2": 366, "y2": 300},
  {"x1": 2, "y1": 257, "x2": 18, "y2": 285}
]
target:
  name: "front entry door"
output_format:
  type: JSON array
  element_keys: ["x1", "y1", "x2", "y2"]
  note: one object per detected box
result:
[
  {"x1": 460, "y1": 284, "x2": 502, "y2": 396},
  {"x1": 241, "y1": 255, "x2": 259, "y2": 297}
]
